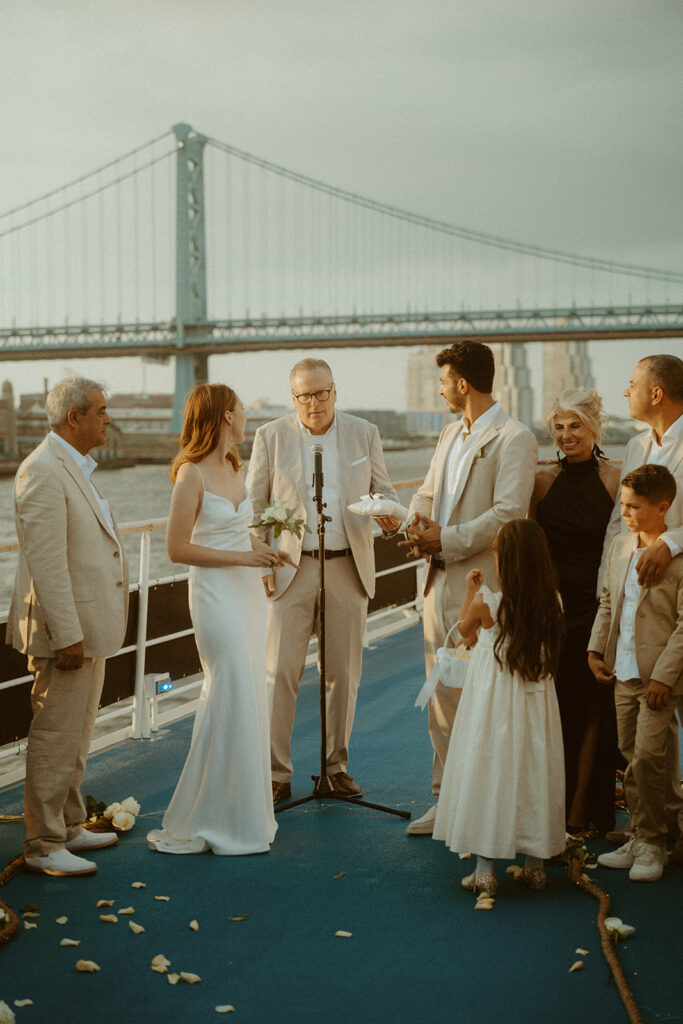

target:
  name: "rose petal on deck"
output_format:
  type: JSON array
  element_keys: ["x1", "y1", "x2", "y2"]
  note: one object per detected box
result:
[{"x1": 76, "y1": 960, "x2": 100, "y2": 973}]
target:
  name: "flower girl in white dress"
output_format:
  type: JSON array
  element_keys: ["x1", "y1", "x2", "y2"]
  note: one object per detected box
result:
[
  {"x1": 433, "y1": 519, "x2": 566, "y2": 894},
  {"x1": 147, "y1": 383, "x2": 294, "y2": 856}
]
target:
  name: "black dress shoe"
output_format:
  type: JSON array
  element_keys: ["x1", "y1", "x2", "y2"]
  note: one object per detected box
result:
[
  {"x1": 272, "y1": 780, "x2": 292, "y2": 804},
  {"x1": 330, "y1": 772, "x2": 362, "y2": 797}
]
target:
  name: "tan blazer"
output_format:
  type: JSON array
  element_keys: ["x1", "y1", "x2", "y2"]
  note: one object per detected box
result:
[
  {"x1": 598, "y1": 429, "x2": 683, "y2": 589},
  {"x1": 409, "y1": 407, "x2": 538, "y2": 604},
  {"x1": 589, "y1": 533, "x2": 683, "y2": 695},
  {"x1": 7, "y1": 435, "x2": 129, "y2": 658},
  {"x1": 246, "y1": 411, "x2": 397, "y2": 600}
]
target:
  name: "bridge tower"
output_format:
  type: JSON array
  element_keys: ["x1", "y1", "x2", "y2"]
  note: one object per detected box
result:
[{"x1": 171, "y1": 123, "x2": 209, "y2": 433}]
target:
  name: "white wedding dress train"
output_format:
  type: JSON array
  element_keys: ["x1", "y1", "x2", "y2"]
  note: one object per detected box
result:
[{"x1": 147, "y1": 482, "x2": 276, "y2": 855}]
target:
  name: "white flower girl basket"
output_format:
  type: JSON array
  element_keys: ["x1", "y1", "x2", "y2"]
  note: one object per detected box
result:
[{"x1": 414, "y1": 620, "x2": 471, "y2": 711}]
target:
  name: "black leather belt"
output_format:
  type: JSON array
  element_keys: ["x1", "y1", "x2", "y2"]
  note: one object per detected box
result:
[
  {"x1": 301, "y1": 548, "x2": 351, "y2": 560},
  {"x1": 431, "y1": 556, "x2": 446, "y2": 571}
]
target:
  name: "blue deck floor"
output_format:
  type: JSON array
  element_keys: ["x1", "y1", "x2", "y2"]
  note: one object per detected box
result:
[{"x1": 1, "y1": 624, "x2": 682, "y2": 1024}]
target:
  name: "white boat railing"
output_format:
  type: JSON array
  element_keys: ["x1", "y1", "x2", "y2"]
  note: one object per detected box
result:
[{"x1": 0, "y1": 485, "x2": 427, "y2": 784}]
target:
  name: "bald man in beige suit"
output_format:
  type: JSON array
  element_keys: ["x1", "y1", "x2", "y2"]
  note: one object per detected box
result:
[
  {"x1": 246, "y1": 358, "x2": 399, "y2": 803},
  {"x1": 402, "y1": 342, "x2": 538, "y2": 834},
  {"x1": 7, "y1": 378, "x2": 129, "y2": 877}
]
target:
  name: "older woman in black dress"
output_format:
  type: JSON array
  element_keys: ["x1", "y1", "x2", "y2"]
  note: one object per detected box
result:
[{"x1": 530, "y1": 389, "x2": 620, "y2": 835}]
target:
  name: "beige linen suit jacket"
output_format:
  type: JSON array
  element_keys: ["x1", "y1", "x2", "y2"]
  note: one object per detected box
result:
[
  {"x1": 246, "y1": 410, "x2": 398, "y2": 600},
  {"x1": 589, "y1": 534, "x2": 683, "y2": 696},
  {"x1": 7, "y1": 435, "x2": 129, "y2": 659},
  {"x1": 598, "y1": 429, "x2": 683, "y2": 589},
  {"x1": 409, "y1": 407, "x2": 538, "y2": 608}
]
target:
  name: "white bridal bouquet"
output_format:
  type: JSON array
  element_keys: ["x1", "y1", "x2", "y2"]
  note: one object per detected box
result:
[{"x1": 257, "y1": 500, "x2": 311, "y2": 540}]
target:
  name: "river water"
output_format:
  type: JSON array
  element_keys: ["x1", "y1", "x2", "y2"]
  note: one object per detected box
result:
[{"x1": 0, "y1": 441, "x2": 626, "y2": 609}]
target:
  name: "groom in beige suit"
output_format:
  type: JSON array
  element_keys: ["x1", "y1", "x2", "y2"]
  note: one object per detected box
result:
[
  {"x1": 7, "y1": 378, "x2": 129, "y2": 876},
  {"x1": 246, "y1": 357, "x2": 399, "y2": 803},
  {"x1": 402, "y1": 341, "x2": 537, "y2": 834}
]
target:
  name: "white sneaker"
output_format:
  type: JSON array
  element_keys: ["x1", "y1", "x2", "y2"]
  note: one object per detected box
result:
[
  {"x1": 25, "y1": 849, "x2": 97, "y2": 876},
  {"x1": 629, "y1": 841, "x2": 665, "y2": 882},
  {"x1": 597, "y1": 835, "x2": 637, "y2": 869},
  {"x1": 66, "y1": 827, "x2": 118, "y2": 852},
  {"x1": 406, "y1": 803, "x2": 438, "y2": 836}
]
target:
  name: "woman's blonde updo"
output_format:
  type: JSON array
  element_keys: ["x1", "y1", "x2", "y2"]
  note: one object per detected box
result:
[
  {"x1": 170, "y1": 383, "x2": 243, "y2": 482},
  {"x1": 546, "y1": 388, "x2": 607, "y2": 448}
]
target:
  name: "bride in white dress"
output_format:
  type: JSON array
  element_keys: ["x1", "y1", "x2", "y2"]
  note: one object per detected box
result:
[{"x1": 147, "y1": 383, "x2": 292, "y2": 855}]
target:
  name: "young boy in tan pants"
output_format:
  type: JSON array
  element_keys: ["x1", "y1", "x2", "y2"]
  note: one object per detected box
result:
[{"x1": 589, "y1": 464, "x2": 683, "y2": 882}]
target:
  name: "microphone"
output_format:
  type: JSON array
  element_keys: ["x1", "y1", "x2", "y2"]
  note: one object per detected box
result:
[{"x1": 311, "y1": 444, "x2": 324, "y2": 504}]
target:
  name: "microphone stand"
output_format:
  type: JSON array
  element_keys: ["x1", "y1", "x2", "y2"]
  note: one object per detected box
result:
[{"x1": 276, "y1": 449, "x2": 410, "y2": 821}]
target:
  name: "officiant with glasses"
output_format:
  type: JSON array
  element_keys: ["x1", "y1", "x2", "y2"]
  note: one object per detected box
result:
[{"x1": 246, "y1": 357, "x2": 400, "y2": 804}]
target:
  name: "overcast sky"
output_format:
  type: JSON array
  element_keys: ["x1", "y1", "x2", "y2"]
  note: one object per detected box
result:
[{"x1": 2, "y1": 0, "x2": 682, "y2": 417}]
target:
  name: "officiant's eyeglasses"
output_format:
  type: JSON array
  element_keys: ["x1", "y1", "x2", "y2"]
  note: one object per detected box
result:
[{"x1": 292, "y1": 388, "x2": 334, "y2": 405}]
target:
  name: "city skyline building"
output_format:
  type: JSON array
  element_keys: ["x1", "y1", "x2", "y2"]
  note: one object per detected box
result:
[{"x1": 405, "y1": 343, "x2": 535, "y2": 427}]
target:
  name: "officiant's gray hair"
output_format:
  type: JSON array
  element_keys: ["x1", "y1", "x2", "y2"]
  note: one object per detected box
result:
[
  {"x1": 290, "y1": 357, "x2": 334, "y2": 384},
  {"x1": 546, "y1": 388, "x2": 607, "y2": 446},
  {"x1": 46, "y1": 376, "x2": 107, "y2": 429}
]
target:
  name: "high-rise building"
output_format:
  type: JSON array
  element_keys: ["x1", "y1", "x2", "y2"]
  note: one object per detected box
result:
[
  {"x1": 541, "y1": 341, "x2": 594, "y2": 415},
  {"x1": 406, "y1": 342, "x2": 534, "y2": 426}
]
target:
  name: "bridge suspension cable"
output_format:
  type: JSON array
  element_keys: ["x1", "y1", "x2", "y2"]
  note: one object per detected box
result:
[{"x1": 205, "y1": 134, "x2": 683, "y2": 285}]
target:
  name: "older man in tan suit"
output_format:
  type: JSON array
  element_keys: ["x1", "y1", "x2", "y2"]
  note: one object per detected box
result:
[
  {"x1": 7, "y1": 377, "x2": 129, "y2": 876},
  {"x1": 597, "y1": 354, "x2": 683, "y2": 852},
  {"x1": 246, "y1": 357, "x2": 399, "y2": 803},
  {"x1": 402, "y1": 341, "x2": 538, "y2": 834}
]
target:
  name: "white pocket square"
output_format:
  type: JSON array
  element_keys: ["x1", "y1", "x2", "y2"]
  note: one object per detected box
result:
[{"x1": 351, "y1": 456, "x2": 368, "y2": 467}]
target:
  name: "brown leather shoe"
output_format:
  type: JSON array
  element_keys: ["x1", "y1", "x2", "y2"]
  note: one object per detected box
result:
[
  {"x1": 330, "y1": 772, "x2": 362, "y2": 797},
  {"x1": 272, "y1": 780, "x2": 292, "y2": 804},
  {"x1": 605, "y1": 826, "x2": 634, "y2": 845}
]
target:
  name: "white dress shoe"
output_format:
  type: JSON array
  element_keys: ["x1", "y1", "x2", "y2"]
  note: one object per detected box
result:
[
  {"x1": 597, "y1": 835, "x2": 637, "y2": 869},
  {"x1": 66, "y1": 827, "x2": 118, "y2": 852},
  {"x1": 25, "y1": 849, "x2": 97, "y2": 876},
  {"x1": 629, "y1": 841, "x2": 665, "y2": 882},
  {"x1": 406, "y1": 803, "x2": 438, "y2": 836}
]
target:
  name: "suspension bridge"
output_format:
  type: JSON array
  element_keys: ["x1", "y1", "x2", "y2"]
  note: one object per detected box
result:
[{"x1": 1, "y1": 123, "x2": 682, "y2": 427}]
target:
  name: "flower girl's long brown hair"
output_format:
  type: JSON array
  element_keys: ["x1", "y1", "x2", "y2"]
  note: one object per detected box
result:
[
  {"x1": 492, "y1": 519, "x2": 564, "y2": 681},
  {"x1": 170, "y1": 383, "x2": 243, "y2": 482}
]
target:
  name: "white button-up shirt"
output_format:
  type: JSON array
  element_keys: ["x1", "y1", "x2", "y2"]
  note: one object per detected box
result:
[
  {"x1": 645, "y1": 412, "x2": 683, "y2": 557},
  {"x1": 437, "y1": 402, "x2": 500, "y2": 527},
  {"x1": 297, "y1": 417, "x2": 349, "y2": 551},
  {"x1": 614, "y1": 535, "x2": 642, "y2": 682}
]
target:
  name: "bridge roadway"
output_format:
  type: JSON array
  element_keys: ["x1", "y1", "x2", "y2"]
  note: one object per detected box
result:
[{"x1": 1, "y1": 304, "x2": 682, "y2": 359}]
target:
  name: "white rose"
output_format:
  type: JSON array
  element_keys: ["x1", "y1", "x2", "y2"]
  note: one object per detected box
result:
[
  {"x1": 0, "y1": 1001, "x2": 15, "y2": 1024},
  {"x1": 103, "y1": 802, "x2": 121, "y2": 820},
  {"x1": 112, "y1": 811, "x2": 136, "y2": 832},
  {"x1": 271, "y1": 507, "x2": 289, "y2": 523},
  {"x1": 118, "y1": 797, "x2": 141, "y2": 817}
]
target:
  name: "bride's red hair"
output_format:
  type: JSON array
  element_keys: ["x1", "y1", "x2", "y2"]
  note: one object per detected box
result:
[{"x1": 170, "y1": 383, "x2": 243, "y2": 482}]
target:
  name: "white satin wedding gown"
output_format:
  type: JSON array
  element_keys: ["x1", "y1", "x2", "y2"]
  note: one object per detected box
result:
[{"x1": 147, "y1": 475, "x2": 277, "y2": 855}]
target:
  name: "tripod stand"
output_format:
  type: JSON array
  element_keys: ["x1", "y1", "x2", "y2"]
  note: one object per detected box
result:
[{"x1": 275, "y1": 451, "x2": 410, "y2": 821}]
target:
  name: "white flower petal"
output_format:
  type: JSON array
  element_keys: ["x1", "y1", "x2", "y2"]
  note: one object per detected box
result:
[
  {"x1": 99, "y1": 914, "x2": 118, "y2": 923},
  {"x1": 117, "y1": 907, "x2": 135, "y2": 915},
  {"x1": 189, "y1": 920, "x2": 199, "y2": 931},
  {"x1": 215, "y1": 1007, "x2": 236, "y2": 1014},
  {"x1": 154, "y1": 895, "x2": 170, "y2": 902},
  {"x1": 23, "y1": 922, "x2": 38, "y2": 930},
  {"x1": 167, "y1": 973, "x2": 180, "y2": 986},
  {"x1": 180, "y1": 972, "x2": 202, "y2": 984},
  {"x1": 131, "y1": 882, "x2": 147, "y2": 889},
  {"x1": 569, "y1": 961, "x2": 584, "y2": 973},
  {"x1": 335, "y1": 930, "x2": 352, "y2": 938},
  {"x1": 0, "y1": 1001, "x2": 15, "y2": 1024},
  {"x1": 575, "y1": 948, "x2": 589, "y2": 956},
  {"x1": 129, "y1": 921, "x2": 145, "y2": 935},
  {"x1": 56, "y1": 916, "x2": 68, "y2": 925},
  {"x1": 96, "y1": 899, "x2": 115, "y2": 908},
  {"x1": 14, "y1": 1001, "x2": 33, "y2": 1008},
  {"x1": 151, "y1": 954, "x2": 171, "y2": 973}
]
